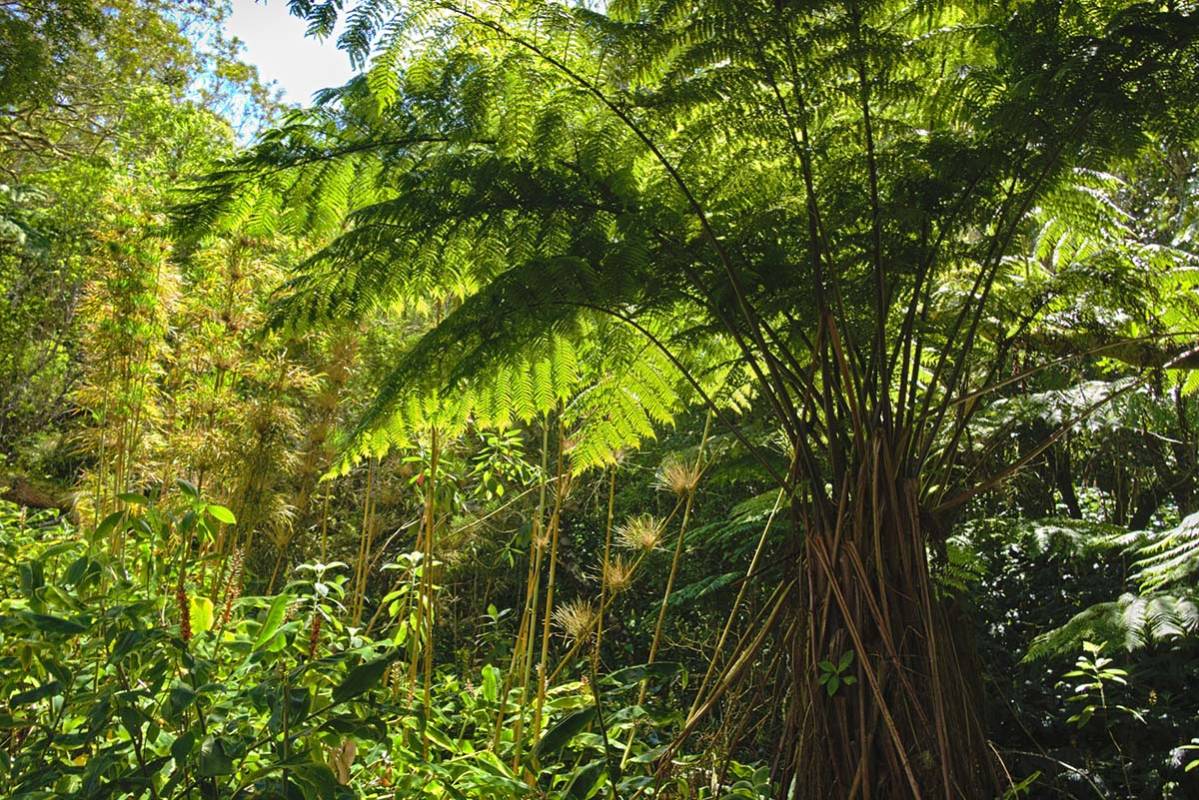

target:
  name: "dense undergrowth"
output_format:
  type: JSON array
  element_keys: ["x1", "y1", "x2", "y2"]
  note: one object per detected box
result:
[
  {"x1": 5, "y1": 479, "x2": 1199, "y2": 797},
  {"x1": 0, "y1": 496, "x2": 770, "y2": 799}
]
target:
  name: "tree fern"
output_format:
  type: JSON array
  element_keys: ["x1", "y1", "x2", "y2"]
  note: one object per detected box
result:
[
  {"x1": 1134, "y1": 510, "x2": 1199, "y2": 591},
  {"x1": 184, "y1": 0, "x2": 1199, "y2": 793},
  {"x1": 1025, "y1": 592, "x2": 1199, "y2": 661}
]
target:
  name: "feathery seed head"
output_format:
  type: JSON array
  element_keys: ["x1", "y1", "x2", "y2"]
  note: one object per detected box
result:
[
  {"x1": 617, "y1": 513, "x2": 664, "y2": 552},
  {"x1": 602, "y1": 555, "x2": 634, "y2": 594},
  {"x1": 657, "y1": 456, "x2": 702, "y2": 497},
  {"x1": 552, "y1": 598, "x2": 598, "y2": 644}
]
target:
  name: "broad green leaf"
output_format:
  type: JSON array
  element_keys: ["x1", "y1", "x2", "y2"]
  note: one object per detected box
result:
[
  {"x1": 535, "y1": 706, "x2": 596, "y2": 759},
  {"x1": 253, "y1": 594, "x2": 290, "y2": 650},
  {"x1": 167, "y1": 684, "x2": 196, "y2": 719},
  {"x1": 481, "y1": 664, "x2": 500, "y2": 703},
  {"x1": 566, "y1": 759, "x2": 606, "y2": 799},
  {"x1": 602, "y1": 661, "x2": 682, "y2": 689},
  {"x1": 189, "y1": 596, "x2": 214, "y2": 634},
  {"x1": 18, "y1": 561, "x2": 43, "y2": 596},
  {"x1": 206, "y1": 504, "x2": 236, "y2": 525},
  {"x1": 292, "y1": 761, "x2": 342, "y2": 799},
  {"x1": 171, "y1": 730, "x2": 197, "y2": 764},
  {"x1": 23, "y1": 612, "x2": 87, "y2": 635},
  {"x1": 333, "y1": 656, "x2": 392, "y2": 703},
  {"x1": 65, "y1": 555, "x2": 92, "y2": 585},
  {"x1": 425, "y1": 723, "x2": 458, "y2": 753},
  {"x1": 94, "y1": 511, "x2": 126, "y2": 542},
  {"x1": 197, "y1": 735, "x2": 234, "y2": 776},
  {"x1": 38, "y1": 541, "x2": 77, "y2": 560},
  {"x1": 9, "y1": 681, "x2": 60, "y2": 706}
]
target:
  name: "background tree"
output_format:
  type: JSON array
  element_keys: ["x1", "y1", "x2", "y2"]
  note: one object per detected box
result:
[{"x1": 0, "y1": 0, "x2": 277, "y2": 477}]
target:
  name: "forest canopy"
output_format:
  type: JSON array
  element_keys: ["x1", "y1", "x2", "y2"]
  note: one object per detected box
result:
[{"x1": 3, "y1": 1, "x2": 1199, "y2": 798}]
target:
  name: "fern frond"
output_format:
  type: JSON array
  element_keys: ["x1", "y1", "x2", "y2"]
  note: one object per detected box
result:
[
  {"x1": 1134, "y1": 511, "x2": 1199, "y2": 591},
  {"x1": 1024, "y1": 592, "x2": 1199, "y2": 661}
]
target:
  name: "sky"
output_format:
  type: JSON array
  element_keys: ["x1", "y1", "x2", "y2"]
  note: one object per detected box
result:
[{"x1": 225, "y1": 0, "x2": 357, "y2": 106}]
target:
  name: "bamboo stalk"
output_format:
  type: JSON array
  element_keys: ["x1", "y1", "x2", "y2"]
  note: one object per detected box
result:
[
  {"x1": 421, "y1": 429, "x2": 440, "y2": 760},
  {"x1": 621, "y1": 413, "x2": 711, "y2": 769},
  {"x1": 530, "y1": 417, "x2": 570, "y2": 751},
  {"x1": 350, "y1": 458, "x2": 377, "y2": 627},
  {"x1": 592, "y1": 465, "x2": 618, "y2": 677},
  {"x1": 508, "y1": 420, "x2": 552, "y2": 771},
  {"x1": 688, "y1": 486, "x2": 785, "y2": 720}
]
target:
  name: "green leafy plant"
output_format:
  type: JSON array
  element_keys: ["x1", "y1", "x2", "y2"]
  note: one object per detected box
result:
[
  {"x1": 1061, "y1": 641, "x2": 1135, "y2": 729},
  {"x1": 817, "y1": 650, "x2": 858, "y2": 698}
]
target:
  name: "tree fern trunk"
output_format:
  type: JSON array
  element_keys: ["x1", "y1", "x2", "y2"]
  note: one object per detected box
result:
[{"x1": 784, "y1": 433, "x2": 996, "y2": 799}]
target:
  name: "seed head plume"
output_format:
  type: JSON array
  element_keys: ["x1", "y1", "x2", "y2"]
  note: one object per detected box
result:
[
  {"x1": 617, "y1": 514, "x2": 664, "y2": 553},
  {"x1": 601, "y1": 554, "x2": 634, "y2": 594},
  {"x1": 657, "y1": 456, "x2": 702, "y2": 497},
  {"x1": 553, "y1": 598, "x2": 598, "y2": 644}
]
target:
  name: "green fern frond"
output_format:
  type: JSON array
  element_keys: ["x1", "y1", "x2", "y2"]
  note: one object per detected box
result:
[
  {"x1": 1024, "y1": 592, "x2": 1199, "y2": 661},
  {"x1": 1134, "y1": 511, "x2": 1199, "y2": 591}
]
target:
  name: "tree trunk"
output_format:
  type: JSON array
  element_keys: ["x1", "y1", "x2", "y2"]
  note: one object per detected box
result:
[
  {"x1": 1052, "y1": 445, "x2": 1083, "y2": 520},
  {"x1": 0, "y1": 473, "x2": 72, "y2": 514},
  {"x1": 782, "y1": 432, "x2": 997, "y2": 799}
]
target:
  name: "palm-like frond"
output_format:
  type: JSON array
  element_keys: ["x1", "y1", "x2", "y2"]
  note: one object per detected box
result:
[
  {"x1": 182, "y1": 0, "x2": 1199, "y2": 487},
  {"x1": 1025, "y1": 592, "x2": 1199, "y2": 661},
  {"x1": 1134, "y1": 510, "x2": 1199, "y2": 591}
]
